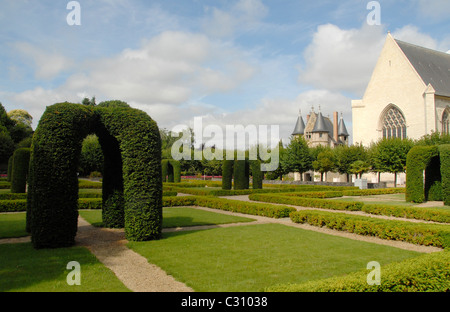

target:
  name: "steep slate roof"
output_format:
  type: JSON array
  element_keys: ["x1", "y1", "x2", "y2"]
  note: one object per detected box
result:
[
  {"x1": 396, "y1": 39, "x2": 450, "y2": 98},
  {"x1": 292, "y1": 115, "x2": 306, "y2": 135},
  {"x1": 338, "y1": 116, "x2": 349, "y2": 137},
  {"x1": 312, "y1": 111, "x2": 329, "y2": 133}
]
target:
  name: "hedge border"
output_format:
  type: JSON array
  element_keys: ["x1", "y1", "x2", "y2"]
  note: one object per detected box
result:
[
  {"x1": 267, "y1": 251, "x2": 450, "y2": 292},
  {"x1": 290, "y1": 210, "x2": 450, "y2": 249}
]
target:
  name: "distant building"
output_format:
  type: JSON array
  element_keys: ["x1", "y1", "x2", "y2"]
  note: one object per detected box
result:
[
  {"x1": 290, "y1": 107, "x2": 350, "y2": 182},
  {"x1": 292, "y1": 107, "x2": 349, "y2": 148},
  {"x1": 352, "y1": 33, "x2": 450, "y2": 146}
]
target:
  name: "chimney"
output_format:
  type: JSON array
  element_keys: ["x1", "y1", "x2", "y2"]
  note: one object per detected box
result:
[
  {"x1": 333, "y1": 112, "x2": 339, "y2": 142},
  {"x1": 306, "y1": 114, "x2": 310, "y2": 122}
]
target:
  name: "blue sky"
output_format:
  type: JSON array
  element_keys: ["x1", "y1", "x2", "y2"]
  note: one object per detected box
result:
[{"x1": 0, "y1": 0, "x2": 449, "y2": 145}]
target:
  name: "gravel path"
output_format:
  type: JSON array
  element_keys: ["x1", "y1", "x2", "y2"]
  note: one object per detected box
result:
[{"x1": 75, "y1": 216, "x2": 194, "y2": 292}]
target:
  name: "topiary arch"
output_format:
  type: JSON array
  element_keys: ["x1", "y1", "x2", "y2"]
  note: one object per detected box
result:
[
  {"x1": 405, "y1": 145, "x2": 450, "y2": 205},
  {"x1": 161, "y1": 159, "x2": 181, "y2": 183},
  {"x1": 27, "y1": 101, "x2": 162, "y2": 249}
]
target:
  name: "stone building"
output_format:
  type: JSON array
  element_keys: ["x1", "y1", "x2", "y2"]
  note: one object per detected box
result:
[
  {"x1": 352, "y1": 33, "x2": 450, "y2": 146},
  {"x1": 290, "y1": 107, "x2": 349, "y2": 182},
  {"x1": 292, "y1": 108, "x2": 349, "y2": 148}
]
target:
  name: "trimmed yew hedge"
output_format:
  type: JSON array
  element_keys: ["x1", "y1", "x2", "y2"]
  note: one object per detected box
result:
[
  {"x1": 249, "y1": 193, "x2": 364, "y2": 211},
  {"x1": 95, "y1": 103, "x2": 162, "y2": 241},
  {"x1": 27, "y1": 102, "x2": 163, "y2": 249},
  {"x1": 222, "y1": 160, "x2": 233, "y2": 190},
  {"x1": 27, "y1": 103, "x2": 96, "y2": 248},
  {"x1": 267, "y1": 251, "x2": 450, "y2": 292},
  {"x1": 362, "y1": 203, "x2": 450, "y2": 224},
  {"x1": 439, "y1": 145, "x2": 450, "y2": 206},
  {"x1": 10, "y1": 148, "x2": 30, "y2": 194},
  {"x1": 194, "y1": 196, "x2": 296, "y2": 218},
  {"x1": 162, "y1": 159, "x2": 181, "y2": 183},
  {"x1": 290, "y1": 210, "x2": 450, "y2": 249},
  {"x1": 406, "y1": 146, "x2": 439, "y2": 203}
]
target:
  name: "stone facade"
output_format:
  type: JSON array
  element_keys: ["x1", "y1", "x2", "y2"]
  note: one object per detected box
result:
[{"x1": 352, "y1": 33, "x2": 450, "y2": 146}]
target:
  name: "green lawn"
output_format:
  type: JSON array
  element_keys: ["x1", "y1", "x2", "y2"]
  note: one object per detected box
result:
[
  {"x1": 0, "y1": 243, "x2": 130, "y2": 292},
  {"x1": 79, "y1": 207, "x2": 256, "y2": 228},
  {"x1": 128, "y1": 223, "x2": 421, "y2": 292},
  {"x1": 0, "y1": 213, "x2": 27, "y2": 239}
]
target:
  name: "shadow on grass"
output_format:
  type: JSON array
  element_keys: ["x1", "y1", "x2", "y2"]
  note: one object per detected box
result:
[{"x1": 0, "y1": 243, "x2": 128, "y2": 292}]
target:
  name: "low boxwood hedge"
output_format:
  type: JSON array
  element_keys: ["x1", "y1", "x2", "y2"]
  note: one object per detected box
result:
[
  {"x1": 267, "y1": 251, "x2": 450, "y2": 292},
  {"x1": 362, "y1": 203, "x2": 450, "y2": 224},
  {"x1": 249, "y1": 193, "x2": 364, "y2": 211},
  {"x1": 290, "y1": 210, "x2": 450, "y2": 249},
  {"x1": 194, "y1": 197, "x2": 296, "y2": 218}
]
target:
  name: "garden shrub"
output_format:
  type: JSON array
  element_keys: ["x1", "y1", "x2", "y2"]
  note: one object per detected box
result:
[
  {"x1": 95, "y1": 103, "x2": 162, "y2": 241},
  {"x1": 0, "y1": 181, "x2": 11, "y2": 189},
  {"x1": 7, "y1": 156, "x2": 12, "y2": 182},
  {"x1": 0, "y1": 199, "x2": 26, "y2": 212},
  {"x1": 194, "y1": 197, "x2": 296, "y2": 218},
  {"x1": 222, "y1": 160, "x2": 233, "y2": 190},
  {"x1": 267, "y1": 251, "x2": 450, "y2": 292},
  {"x1": 424, "y1": 155, "x2": 441, "y2": 201},
  {"x1": 28, "y1": 101, "x2": 163, "y2": 249},
  {"x1": 78, "y1": 180, "x2": 102, "y2": 189},
  {"x1": 249, "y1": 193, "x2": 364, "y2": 211},
  {"x1": 162, "y1": 196, "x2": 197, "y2": 207},
  {"x1": 439, "y1": 145, "x2": 450, "y2": 206},
  {"x1": 27, "y1": 103, "x2": 96, "y2": 248},
  {"x1": 406, "y1": 146, "x2": 439, "y2": 203},
  {"x1": 250, "y1": 160, "x2": 263, "y2": 189},
  {"x1": 362, "y1": 203, "x2": 450, "y2": 223},
  {"x1": 10, "y1": 148, "x2": 30, "y2": 194},
  {"x1": 161, "y1": 159, "x2": 180, "y2": 182},
  {"x1": 428, "y1": 181, "x2": 443, "y2": 201},
  {"x1": 290, "y1": 210, "x2": 450, "y2": 248},
  {"x1": 233, "y1": 160, "x2": 249, "y2": 190}
]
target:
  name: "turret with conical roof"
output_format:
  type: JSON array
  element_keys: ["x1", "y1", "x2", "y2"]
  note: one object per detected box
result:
[{"x1": 292, "y1": 109, "x2": 306, "y2": 136}]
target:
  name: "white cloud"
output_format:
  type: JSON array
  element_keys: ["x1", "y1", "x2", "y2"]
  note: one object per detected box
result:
[
  {"x1": 12, "y1": 42, "x2": 74, "y2": 80},
  {"x1": 392, "y1": 25, "x2": 437, "y2": 50},
  {"x1": 59, "y1": 31, "x2": 256, "y2": 106},
  {"x1": 298, "y1": 23, "x2": 386, "y2": 97}
]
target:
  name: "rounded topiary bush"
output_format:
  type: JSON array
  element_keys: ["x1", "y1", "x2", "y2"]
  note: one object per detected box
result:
[{"x1": 10, "y1": 148, "x2": 30, "y2": 194}]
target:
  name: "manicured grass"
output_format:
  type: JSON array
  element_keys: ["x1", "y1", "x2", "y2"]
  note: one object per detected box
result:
[
  {"x1": 128, "y1": 223, "x2": 421, "y2": 292},
  {"x1": 0, "y1": 213, "x2": 27, "y2": 239},
  {"x1": 162, "y1": 207, "x2": 255, "y2": 228},
  {"x1": 0, "y1": 243, "x2": 130, "y2": 292},
  {"x1": 79, "y1": 207, "x2": 256, "y2": 228}
]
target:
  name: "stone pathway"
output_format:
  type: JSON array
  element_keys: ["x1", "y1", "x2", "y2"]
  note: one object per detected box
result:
[{"x1": 75, "y1": 216, "x2": 194, "y2": 292}]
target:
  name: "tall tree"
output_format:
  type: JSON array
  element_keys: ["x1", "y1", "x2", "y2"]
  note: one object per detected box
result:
[
  {"x1": 371, "y1": 138, "x2": 414, "y2": 187},
  {"x1": 334, "y1": 144, "x2": 367, "y2": 182},
  {"x1": 312, "y1": 148, "x2": 336, "y2": 181},
  {"x1": 281, "y1": 136, "x2": 312, "y2": 181}
]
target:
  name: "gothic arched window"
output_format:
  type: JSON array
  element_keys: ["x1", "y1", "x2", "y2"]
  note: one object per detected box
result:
[
  {"x1": 443, "y1": 109, "x2": 450, "y2": 135},
  {"x1": 381, "y1": 106, "x2": 407, "y2": 139}
]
